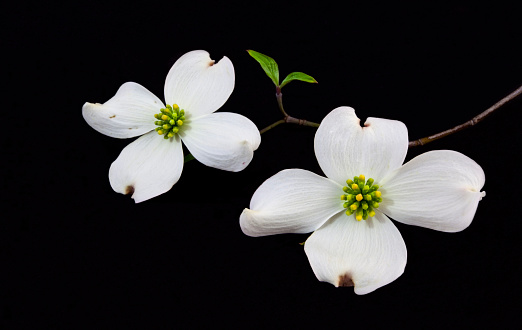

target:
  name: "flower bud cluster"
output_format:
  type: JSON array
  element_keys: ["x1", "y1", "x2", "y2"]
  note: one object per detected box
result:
[
  {"x1": 154, "y1": 104, "x2": 186, "y2": 139},
  {"x1": 341, "y1": 174, "x2": 383, "y2": 221}
]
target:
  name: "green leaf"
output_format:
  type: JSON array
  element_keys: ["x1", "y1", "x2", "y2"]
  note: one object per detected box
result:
[
  {"x1": 247, "y1": 50, "x2": 279, "y2": 86},
  {"x1": 184, "y1": 153, "x2": 195, "y2": 163},
  {"x1": 280, "y1": 72, "x2": 318, "y2": 88}
]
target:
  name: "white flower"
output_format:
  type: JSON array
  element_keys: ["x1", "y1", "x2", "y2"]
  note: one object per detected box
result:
[
  {"x1": 83, "y1": 50, "x2": 261, "y2": 203},
  {"x1": 240, "y1": 106, "x2": 485, "y2": 294}
]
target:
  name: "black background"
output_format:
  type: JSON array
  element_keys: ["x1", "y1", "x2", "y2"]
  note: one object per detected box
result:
[{"x1": 3, "y1": 1, "x2": 521, "y2": 328}]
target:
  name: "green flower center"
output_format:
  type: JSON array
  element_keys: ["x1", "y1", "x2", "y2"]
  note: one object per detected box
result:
[
  {"x1": 341, "y1": 174, "x2": 383, "y2": 221},
  {"x1": 154, "y1": 104, "x2": 187, "y2": 139}
]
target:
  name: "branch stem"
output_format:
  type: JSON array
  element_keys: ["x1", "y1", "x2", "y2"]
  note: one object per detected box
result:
[
  {"x1": 409, "y1": 85, "x2": 522, "y2": 147},
  {"x1": 258, "y1": 87, "x2": 320, "y2": 134},
  {"x1": 259, "y1": 116, "x2": 320, "y2": 135},
  {"x1": 259, "y1": 119, "x2": 285, "y2": 134},
  {"x1": 276, "y1": 86, "x2": 289, "y2": 117},
  {"x1": 285, "y1": 115, "x2": 320, "y2": 127},
  {"x1": 186, "y1": 84, "x2": 521, "y2": 163}
]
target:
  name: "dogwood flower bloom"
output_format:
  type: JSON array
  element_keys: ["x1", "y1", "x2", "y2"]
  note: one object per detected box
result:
[
  {"x1": 240, "y1": 106, "x2": 485, "y2": 294},
  {"x1": 83, "y1": 50, "x2": 261, "y2": 202}
]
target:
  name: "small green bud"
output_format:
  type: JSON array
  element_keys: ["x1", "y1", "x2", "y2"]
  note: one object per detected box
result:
[
  {"x1": 362, "y1": 185, "x2": 369, "y2": 194},
  {"x1": 355, "y1": 208, "x2": 363, "y2": 221}
]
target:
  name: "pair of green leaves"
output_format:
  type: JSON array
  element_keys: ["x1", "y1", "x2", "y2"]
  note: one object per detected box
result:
[{"x1": 247, "y1": 50, "x2": 317, "y2": 89}]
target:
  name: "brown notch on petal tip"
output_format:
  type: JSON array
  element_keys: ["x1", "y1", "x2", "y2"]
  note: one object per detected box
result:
[
  {"x1": 109, "y1": 115, "x2": 116, "y2": 118},
  {"x1": 208, "y1": 60, "x2": 215, "y2": 67},
  {"x1": 360, "y1": 119, "x2": 370, "y2": 128},
  {"x1": 338, "y1": 273, "x2": 354, "y2": 287},
  {"x1": 125, "y1": 185, "x2": 135, "y2": 196}
]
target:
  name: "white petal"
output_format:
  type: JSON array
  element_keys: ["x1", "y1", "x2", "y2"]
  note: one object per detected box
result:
[
  {"x1": 164, "y1": 50, "x2": 234, "y2": 118},
  {"x1": 314, "y1": 107, "x2": 408, "y2": 185},
  {"x1": 304, "y1": 211, "x2": 407, "y2": 295},
  {"x1": 240, "y1": 169, "x2": 344, "y2": 237},
  {"x1": 180, "y1": 112, "x2": 260, "y2": 172},
  {"x1": 82, "y1": 82, "x2": 164, "y2": 138},
  {"x1": 109, "y1": 131, "x2": 184, "y2": 203},
  {"x1": 379, "y1": 150, "x2": 485, "y2": 232}
]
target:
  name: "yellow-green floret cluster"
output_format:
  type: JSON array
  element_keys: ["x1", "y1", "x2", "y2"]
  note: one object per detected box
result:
[
  {"x1": 154, "y1": 104, "x2": 186, "y2": 139},
  {"x1": 341, "y1": 174, "x2": 383, "y2": 221}
]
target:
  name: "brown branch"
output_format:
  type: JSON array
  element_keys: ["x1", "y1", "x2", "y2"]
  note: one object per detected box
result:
[
  {"x1": 187, "y1": 85, "x2": 521, "y2": 163},
  {"x1": 285, "y1": 116, "x2": 320, "y2": 127},
  {"x1": 258, "y1": 88, "x2": 320, "y2": 134},
  {"x1": 259, "y1": 116, "x2": 320, "y2": 135},
  {"x1": 185, "y1": 85, "x2": 521, "y2": 163},
  {"x1": 409, "y1": 85, "x2": 522, "y2": 147}
]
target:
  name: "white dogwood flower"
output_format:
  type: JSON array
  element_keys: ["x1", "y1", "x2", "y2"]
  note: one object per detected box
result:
[
  {"x1": 83, "y1": 50, "x2": 261, "y2": 202},
  {"x1": 240, "y1": 106, "x2": 485, "y2": 294}
]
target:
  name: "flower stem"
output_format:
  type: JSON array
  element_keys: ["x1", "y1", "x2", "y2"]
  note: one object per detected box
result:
[
  {"x1": 259, "y1": 119, "x2": 285, "y2": 134},
  {"x1": 408, "y1": 84, "x2": 522, "y2": 147},
  {"x1": 275, "y1": 86, "x2": 289, "y2": 117}
]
